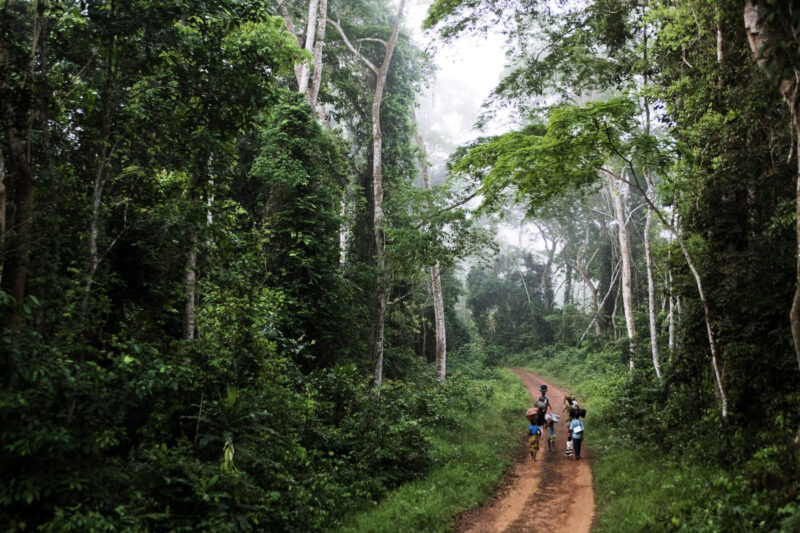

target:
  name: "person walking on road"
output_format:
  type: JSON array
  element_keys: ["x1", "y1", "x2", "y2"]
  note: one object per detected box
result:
[
  {"x1": 536, "y1": 384, "x2": 550, "y2": 426},
  {"x1": 569, "y1": 415, "x2": 585, "y2": 460},
  {"x1": 528, "y1": 421, "x2": 542, "y2": 460}
]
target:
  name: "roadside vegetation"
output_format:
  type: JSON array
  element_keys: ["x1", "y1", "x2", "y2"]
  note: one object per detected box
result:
[
  {"x1": 509, "y1": 345, "x2": 800, "y2": 532},
  {"x1": 335, "y1": 368, "x2": 527, "y2": 533}
]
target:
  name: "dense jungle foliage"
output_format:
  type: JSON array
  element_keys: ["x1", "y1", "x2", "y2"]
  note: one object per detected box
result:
[{"x1": 4, "y1": 0, "x2": 800, "y2": 531}]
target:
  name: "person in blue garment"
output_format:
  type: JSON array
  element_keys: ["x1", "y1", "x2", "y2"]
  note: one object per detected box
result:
[
  {"x1": 528, "y1": 421, "x2": 542, "y2": 460},
  {"x1": 568, "y1": 414, "x2": 585, "y2": 459}
]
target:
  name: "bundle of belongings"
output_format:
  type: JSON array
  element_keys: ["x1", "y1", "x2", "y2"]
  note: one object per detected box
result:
[{"x1": 565, "y1": 394, "x2": 586, "y2": 419}]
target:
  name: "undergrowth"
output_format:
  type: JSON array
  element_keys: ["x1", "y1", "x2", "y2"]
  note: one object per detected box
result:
[{"x1": 333, "y1": 368, "x2": 528, "y2": 533}]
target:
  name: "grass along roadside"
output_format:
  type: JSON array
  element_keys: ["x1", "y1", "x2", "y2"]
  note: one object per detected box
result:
[{"x1": 332, "y1": 369, "x2": 529, "y2": 533}]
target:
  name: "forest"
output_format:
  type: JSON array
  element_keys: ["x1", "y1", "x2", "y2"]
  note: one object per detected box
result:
[{"x1": 2, "y1": 0, "x2": 800, "y2": 531}]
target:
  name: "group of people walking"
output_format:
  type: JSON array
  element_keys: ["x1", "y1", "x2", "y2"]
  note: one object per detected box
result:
[{"x1": 526, "y1": 385, "x2": 585, "y2": 461}]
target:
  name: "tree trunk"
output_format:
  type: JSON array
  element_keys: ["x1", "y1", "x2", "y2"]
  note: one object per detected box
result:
[
  {"x1": 668, "y1": 268, "x2": 676, "y2": 352},
  {"x1": 328, "y1": 0, "x2": 406, "y2": 386},
  {"x1": 82, "y1": 39, "x2": 115, "y2": 316},
  {"x1": 742, "y1": 1, "x2": 800, "y2": 423},
  {"x1": 183, "y1": 226, "x2": 198, "y2": 340},
  {"x1": 608, "y1": 173, "x2": 636, "y2": 368},
  {"x1": 626, "y1": 174, "x2": 729, "y2": 417},
  {"x1": 298, "y1": 0, "x2": 320, "y2": 94},
  {"x1": 676, "y1": 235, "x2": 728, "y2": 417},
  {"x1": 563, "y1": 246, "x2": 572, "y2": 307},
  {"x1": 413, "y1": 110, "x2": 447, "y2": 381},
  {"x1": 431, "y1": 263, "x2": 446, "y2": 381},
  {"x1": 308, "y1": 0, "x2": 327, "y2": 113},
  {"x1": 183, "y1": 154, "x2": 210, "y2": 341},
  {"x1": 644, "y1": 181, "x2": 662, "y2": 379},
  {"x1": 575, "y1": 265, "x2": 599, "y2": 330},
  {"x1": 339, "y1": 199, "x2": 347, "y2": 264},
  {"x1": 561, "y1": 243, "x2": 572, "y2": 343},
  {"x1": 6, "y1": 137, "x2": 34, "y2": 324},
  {"x1": 2, "y1": 0, "x2": 47, "y2": 324},
  {"x1": 535, "y1": 224, "x2": 557, "y2": 314},
  {"x1": 668, "y1": 220, "x2": 676, "y2": 352}
]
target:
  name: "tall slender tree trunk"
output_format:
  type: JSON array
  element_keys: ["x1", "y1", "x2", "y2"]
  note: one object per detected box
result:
[
  {"x1": 308, "y1": 0, "x2": 327, "y2": 113},
  {"x1": 331, "y1": 0, "x2": 407, "y2": 386},
  {"x1": 183, "y1": 154, "x2": 210, "y2": 341},
  {"x1": 608, "y1": 174, "x2": 636, "y2": 368},
  {"x1": 644, "y1": 181, "x2": 662, "y2": 379},
  {"x1": 6, "y1": 137, "x2": 34, "y2": 325},
  {"x1": 413, "y1": 111, "x2": 447, "y2": 381},
  {"x1": 370, "y1": 1, "x2": 405, "y2": 387},
  {"x1": 183, "y1": 226, "x2": 198, "y2": 340},
  {"x1": 298, "y1": 0, "x2": 320, "y2": 94},
  {"x1": 430, "y1": 263, "x2": 446, "y2": 380},
  {"x1": 641, "y1": 14, "x2": 661, "y2": 379},
  {"x1": 562, "y1": 242, "x2": 572, "y2": 343},
  {"x1": 82, "y1": 38, "x2": 115, "y2": 316},
  {"x1": 536, "y1": 224, "x2": 557, "y2": 314},
  {"x1": 668, "y1": 267, "x2": 676, "y2": 352}
]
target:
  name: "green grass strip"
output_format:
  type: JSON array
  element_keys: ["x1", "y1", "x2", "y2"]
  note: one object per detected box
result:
[{"x1": 333, "y1": 369, "x2": 529, "y2": 533}]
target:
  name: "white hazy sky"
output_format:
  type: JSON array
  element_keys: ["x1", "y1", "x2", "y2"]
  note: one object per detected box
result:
[
  {"x1": 404, "y1": 1, "x2": 547, "y2": 255},
  {"x1": 405, "y1": 1, "x2": 511, "y2": 165}
]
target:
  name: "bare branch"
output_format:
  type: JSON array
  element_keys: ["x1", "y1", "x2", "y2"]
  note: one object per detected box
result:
[
  {"x1": 328, "y1": 18, "x2": 379, "y2": 75},
  {"x1": 358, "y1": 37, "x2": 388, "y2": 47}
]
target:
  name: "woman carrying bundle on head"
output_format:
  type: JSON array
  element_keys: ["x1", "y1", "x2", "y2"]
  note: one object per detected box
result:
[{"x1": 536, "y1": 384, "x2": 550, "y2": 427}]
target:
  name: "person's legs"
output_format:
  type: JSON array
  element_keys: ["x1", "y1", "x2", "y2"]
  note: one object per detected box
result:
[{"x1": 574, "y1": 437, "x2": 582, "y2": 459}]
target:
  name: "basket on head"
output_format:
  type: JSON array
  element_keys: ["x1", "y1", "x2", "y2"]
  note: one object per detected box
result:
[
  {"x1": 539, "y1": 384, "x2": 548, "y2": 393},
  {"x1": 526, "y1": 407, "x2": 538, "y2": 422}
]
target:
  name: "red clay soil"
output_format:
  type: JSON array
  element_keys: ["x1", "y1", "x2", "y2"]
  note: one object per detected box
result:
[{"x1": 453, "y1": 368, "x2": 595, "y2": 533}]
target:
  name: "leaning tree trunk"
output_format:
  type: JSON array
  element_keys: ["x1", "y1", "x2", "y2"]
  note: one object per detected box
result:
[
  {"x1": 629, "y1": 173, "x2": 729, "y2": 417},
  {"x1": 331, "y1": 0, "x2": 407, "y2": 387},
  {"x1": 608, "y1": 174, "x2": 636, "y2": 369}
]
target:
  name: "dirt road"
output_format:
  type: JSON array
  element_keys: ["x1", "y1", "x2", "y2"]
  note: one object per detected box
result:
[{"x1": 454, "y1": 368, "x2": 595, "y2": 533}]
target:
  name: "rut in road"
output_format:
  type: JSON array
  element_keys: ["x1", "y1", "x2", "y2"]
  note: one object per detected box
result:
[{"x1": 454, "y1": 368, "x2": 595, "y2": 533}]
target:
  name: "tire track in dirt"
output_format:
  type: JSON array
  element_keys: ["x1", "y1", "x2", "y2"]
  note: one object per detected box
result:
[{"x1": 453, "y1": 368, "x2": 595, "y2": 533}]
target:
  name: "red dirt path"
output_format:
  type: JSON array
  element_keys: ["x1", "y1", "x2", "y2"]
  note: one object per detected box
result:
[{"x1": 453, "y1": 368, "x2": 595, "y2": 533}]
